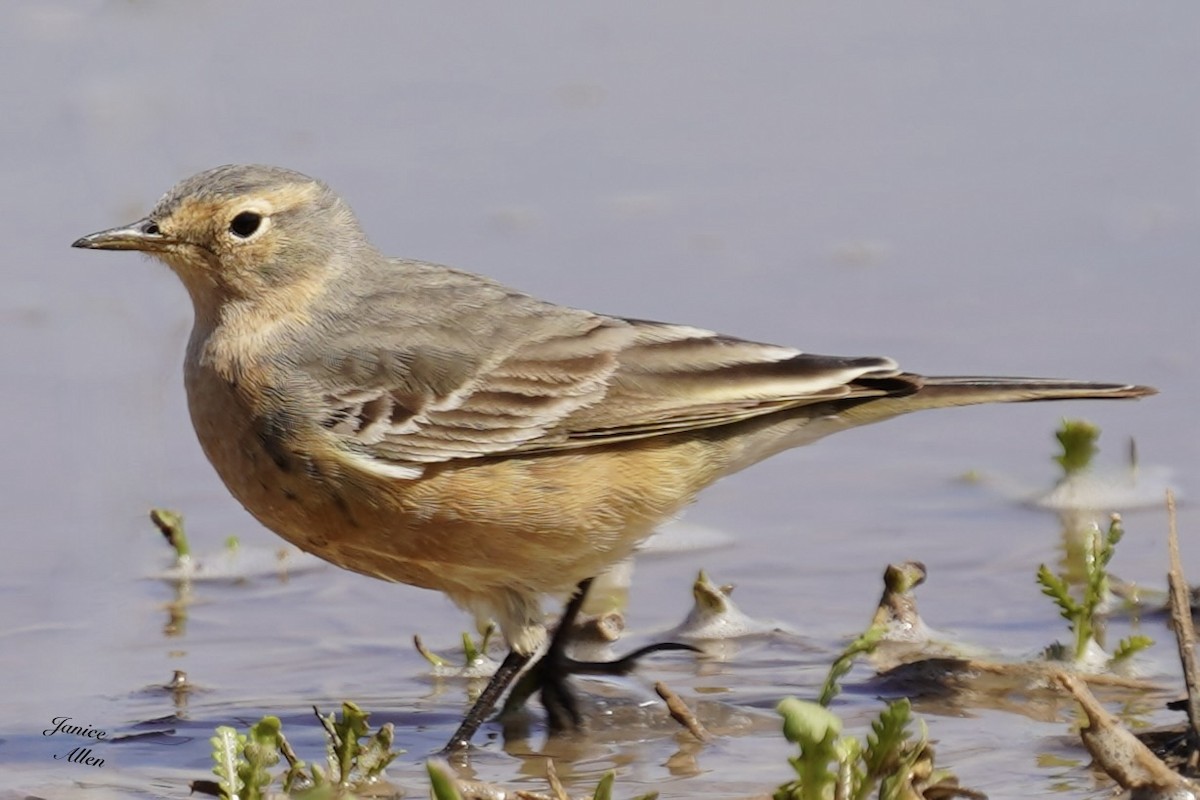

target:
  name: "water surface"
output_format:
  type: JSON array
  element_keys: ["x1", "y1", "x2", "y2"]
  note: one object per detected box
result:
[{"x1": 1, "y1": 3, "x2": 1196, "y2": 798}]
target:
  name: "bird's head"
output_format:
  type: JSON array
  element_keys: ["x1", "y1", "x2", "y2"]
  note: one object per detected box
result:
[{"x1": 73, "y1": 164, "x2": 369, "y2": 313}]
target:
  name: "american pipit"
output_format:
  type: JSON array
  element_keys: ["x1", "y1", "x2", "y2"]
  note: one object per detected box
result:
[{"x1": 74, "y1": 164, "x2": 1153, "y2": 749}]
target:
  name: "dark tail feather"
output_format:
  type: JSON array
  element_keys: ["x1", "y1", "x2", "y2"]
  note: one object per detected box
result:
[
  {"x1": 721, "y1": 374, "x2": 1154, "y2": 475},
  {"x1": 832, "y1": 375, "x2": 1155, "y2": 429},
  {"x1": 909, "y1": 375, "x2": 1156, "y2": 407}
]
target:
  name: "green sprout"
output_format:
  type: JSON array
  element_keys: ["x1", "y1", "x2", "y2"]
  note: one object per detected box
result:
[
  {"x1": 201, "y1": 703, "x2": 660, "y2": 799},
  {"x1": 461, "y1": 623, "x2": 496, "y2": 664},
  {"x1": 315, "y1": 702, "x2": 396, "y2": 788},
  {"x1": 1037, "y1": 514, "x2": 1152, "y2": 666},
  {"x1": 592, "y1": 771, "x2": 616, "y2": 800},
  {"x1": 774, "y1": 696, "x2": 971, "y2": 800},
  {"x1": 202, "y1": 703, "x2": 397, "y2": 800},
  {"x1": 1054, "y1": 419, "x2": 1100, "y2": 477},
  {"x1": 208, "y1": 717, "x2": 284, "y2": 800},
  {"x1": 1109, "y1": 634, "x2": 1154, "y2": 667},
  {"x1": 818, "y1": 625, "x2": 885, "y2": 708},
  {"x1": 775, "y1": 698, "x2": 843, "y2": 800},
  {"x1": 150, "y1": 508, "x2": 190, "y2": 564},
  {"x1": 427, "y1": 760, "x2": 464, "y2": 800},
  {"x1": 414, "y1": 623, "x2": 497, "y2": 670}
]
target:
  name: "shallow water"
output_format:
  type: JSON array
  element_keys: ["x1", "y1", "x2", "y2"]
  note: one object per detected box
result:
[{"x1": 2, "y1": 3, "x2": 1197, "y2": 798}]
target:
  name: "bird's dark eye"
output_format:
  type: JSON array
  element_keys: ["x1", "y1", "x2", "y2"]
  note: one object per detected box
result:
[
  {"x1": 142, "y1": 221, "x2": 160, "y2": 236},
  {"x1": 229, "y1": 211, "x2": 262, "y2": 238}
]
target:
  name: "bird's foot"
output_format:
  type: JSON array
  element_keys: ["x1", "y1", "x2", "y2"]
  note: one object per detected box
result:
[
  {"x1": 502, "y1": 635, "x2": 698, "y2": 733},
  {"x1": 440, "y1": 577, "x2": 698, "y2": 753}
]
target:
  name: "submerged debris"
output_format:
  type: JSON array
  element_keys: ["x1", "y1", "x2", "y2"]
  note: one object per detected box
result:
[
  {"x1": 870, "y1": 561, "x2": 929, "y2": 641},
  {"x1": 1050, "y1": 491, "x2": 1200, "y2": 798},
  {"x1": 1133, "y1": 491, "x2": 1200, "y2": 780},
  {"x1": 862, "y1": 562, "x2": 982, "y2": 673},
  {"x1": 1059, "y1": 672, "x2": 1198, "y2": 799},
  {"x1": 857, "y1": 556, "x2": 1157, "y2": 716},
  {"x1": 1164, "y1": 491, "x2": 1200, "y2": 764},
  {"x1": 565, "y1": 610, "x2": 627, "y2": 663},
  {"x1": 427, "y1": 758, "x2": 658, "y2": 800},
  {"x1": 668, "y1": 570, "x2": 788, "y2": 642},
  {"x1": 654, "y1": 680, "x2": 710, "y2": 742}
]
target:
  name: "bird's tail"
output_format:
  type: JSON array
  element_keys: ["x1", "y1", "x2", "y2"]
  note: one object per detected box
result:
[
  {"x1": 825, "y1": 374, "x2": 1154, "y2": 430},
  {"x1": 718, "y1": 374, "x2": 1154, "y2": 475},
  {"x1": 904, "y1": 375, "x2": 1156, "y2": 407}
]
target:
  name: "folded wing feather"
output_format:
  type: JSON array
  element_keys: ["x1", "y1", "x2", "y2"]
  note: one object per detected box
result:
[{"x1": 305, "y1": 309, "x2": 903, "y2": 475}]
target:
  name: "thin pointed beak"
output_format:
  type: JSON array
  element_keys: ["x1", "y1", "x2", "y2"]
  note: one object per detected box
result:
[{"x1": 72, "y1": 218, "x2": 170, "y2": 252}]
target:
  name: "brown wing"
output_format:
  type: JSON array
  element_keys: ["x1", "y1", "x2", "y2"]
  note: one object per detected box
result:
[{"x1": 301, "y1": 298, "x2": 902, "y2": 478}]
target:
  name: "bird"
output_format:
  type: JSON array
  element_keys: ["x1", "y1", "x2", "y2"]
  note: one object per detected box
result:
[{"x1": 73, "y1": 164, "x2": 1154, "y2": 750}]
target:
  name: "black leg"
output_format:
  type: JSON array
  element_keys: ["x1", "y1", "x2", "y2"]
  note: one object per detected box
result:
[
  {"x1": 440, "y1": 647, "x2": 531, "y2": 753},
  {"x1": 443, "y1": 577, "x2": 700, "y2": 751},
  {"x1": 501, "y1": 577, "x2": 597, "y2": 731},
  {"x1": 503, "y1": 577, "x2": 700, "y2": 734}
]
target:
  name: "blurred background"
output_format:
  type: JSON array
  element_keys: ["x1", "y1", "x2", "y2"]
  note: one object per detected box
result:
[{"x1": 1, "y1": 3, "x2": 1196, "y2": 798}]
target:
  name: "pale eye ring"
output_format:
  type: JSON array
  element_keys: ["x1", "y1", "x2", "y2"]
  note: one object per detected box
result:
[{"x1": 229, "y1": 211, "x2": 263, "y2": 239}]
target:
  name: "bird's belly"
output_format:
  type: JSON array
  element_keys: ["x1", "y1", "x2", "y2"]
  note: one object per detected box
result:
[{"x1": 183, "y1": 367, "x2": 723, "y2": 602}]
